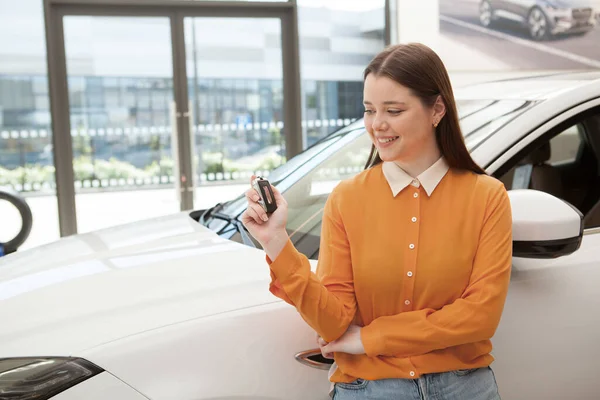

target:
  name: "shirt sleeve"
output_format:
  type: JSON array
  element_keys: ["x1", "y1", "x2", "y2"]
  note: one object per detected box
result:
[
  {"x1": 267, "y1": 188, "x2": 357, "y2": 343},
  {"x1": 361, "y1": 183, "x2": 513, "y2": 358}
]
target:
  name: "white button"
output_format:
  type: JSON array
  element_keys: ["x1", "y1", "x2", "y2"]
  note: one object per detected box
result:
[
  {"x1": 405, "y1": 300, "x2": 411, "y2": 305},
  {"x1": 407, "y1": 271, "x2": 413, "y2": 277},
  {"x1": 410, "y1": 371, "x2": 415, "y2": 377},
  {"x1": 413, "y1": 192, "x2": 419, "y2": 198},
  {"x1": 409, "y1": 244, "x2": 415, "y2": 249},
  {"x1": 411, "y1": 217, "x2": 417, "y2": 222}
]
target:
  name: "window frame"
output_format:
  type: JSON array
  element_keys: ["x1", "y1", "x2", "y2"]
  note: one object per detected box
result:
[{"x1": 492, "y1": 104, "x2": 600, "y2": 231}]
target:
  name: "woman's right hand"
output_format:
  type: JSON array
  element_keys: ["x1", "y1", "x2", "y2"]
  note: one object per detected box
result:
[
  {"x1": 317, "y1": 335, "x2": 334, "y2": 359},
  {"x1": 241, "y1": 175, "x2": 289, "y2": 248}
]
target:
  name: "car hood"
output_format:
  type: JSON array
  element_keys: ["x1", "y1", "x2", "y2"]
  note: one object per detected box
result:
[{"x1": 0, "y1": 212, "x2": 281, "y2": 357}]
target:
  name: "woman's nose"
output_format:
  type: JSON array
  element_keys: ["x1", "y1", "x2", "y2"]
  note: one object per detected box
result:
[{"x1": 372, "y1": 117, "x2": 388, "y2": 131}]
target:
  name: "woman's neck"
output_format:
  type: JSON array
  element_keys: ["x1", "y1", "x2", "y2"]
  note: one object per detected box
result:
[{"x1": 393, "y1": 147, "x2": 442, "y2": 178}]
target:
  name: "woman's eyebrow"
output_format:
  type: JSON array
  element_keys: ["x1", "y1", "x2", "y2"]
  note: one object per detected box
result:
[{"x1": 363, "y1": 101, "x2": 407, "y2": 105}]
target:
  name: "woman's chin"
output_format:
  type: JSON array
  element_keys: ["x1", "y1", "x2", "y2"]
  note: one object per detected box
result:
[{"x1": 377, "y1": 148, "x2": 402, "y2": 162}]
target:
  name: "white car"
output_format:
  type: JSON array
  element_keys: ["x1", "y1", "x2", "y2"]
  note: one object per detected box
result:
[{"x1": 1, "y1": 72, "x2": 600, "y2": 400}]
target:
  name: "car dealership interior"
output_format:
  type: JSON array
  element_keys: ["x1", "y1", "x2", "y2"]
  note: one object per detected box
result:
[
  {"x1": 2, "y1": 1, "x2": 600, "y2": 399},
  {"x1": 2, "y1": 0, "x2": 570, "y2": 252}
]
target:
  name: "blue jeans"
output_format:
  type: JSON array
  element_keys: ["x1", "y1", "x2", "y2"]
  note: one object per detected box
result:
[{"x1": 332, "y1": 367, "x2": 501, "y2": 400}]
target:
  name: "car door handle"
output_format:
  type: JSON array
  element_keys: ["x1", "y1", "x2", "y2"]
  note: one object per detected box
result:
[{"x1": 294, "y1": 349, "x2": 334, "y2": 370}]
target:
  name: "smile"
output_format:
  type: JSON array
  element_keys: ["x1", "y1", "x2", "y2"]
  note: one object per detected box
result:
[{"x1": 377, "y1": 137, "x2": 399, "y2": 144}]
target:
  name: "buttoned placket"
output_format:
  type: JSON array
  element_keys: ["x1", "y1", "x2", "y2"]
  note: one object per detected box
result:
[
  {"x1": 403, "y1": 180, "x2": 421, "y2": 311},
  {"x1": 405, "y1": 180, "x2": 422, "y2": 380}
]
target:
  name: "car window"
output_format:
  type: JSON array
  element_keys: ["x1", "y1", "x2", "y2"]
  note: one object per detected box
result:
[
  {"x1": 499, "y1": 123, "x2": 584, "y2": 192},
  {"x1": 226, "y1": 133, "x2": 372, "y2": 251},
  {"x1": 265, "y1": 135, "x2": 342, "y2": 183},
  {"x1": 547, "y1": 124, "x2": 582, "y2": 165},
  {"x1": 283, "y1": 133, "x2": 371, "y2": 238},
  {"x1": 209, "y1": 99, "x2": 541, "y2": 256},
  {"x1": 498, "y1": 117, "x2": 600, "y2": 229}
]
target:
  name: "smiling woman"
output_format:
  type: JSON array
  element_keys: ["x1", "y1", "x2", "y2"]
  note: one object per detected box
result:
[
  {"x1": 241, "y1": 43, "x2": 511, "y2": 400},
  {"x1": 362, "y1": 43, "x2": 486, "y2": 176}
]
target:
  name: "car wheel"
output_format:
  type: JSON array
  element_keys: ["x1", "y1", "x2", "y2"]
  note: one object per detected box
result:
[
  {"x1": 527, "y1": 7, "x2": 550, "y2": 40},
  {"x1": 479, "y1": 0, "x2": 494, "y2": 27}
]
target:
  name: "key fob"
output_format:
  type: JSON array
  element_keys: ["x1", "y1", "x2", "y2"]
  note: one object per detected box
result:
[{"x1": 252, "y1": 176, "x2": 278, "y2": 214}]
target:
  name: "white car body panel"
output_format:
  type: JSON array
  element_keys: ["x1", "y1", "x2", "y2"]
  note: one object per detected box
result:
[
  {"x1": 80, "y1": 303, "x2": 330, "y2": 400},
  {"x1": 0, "y1": 213, "x2": 281, "y2": 357},
  {"x1": 454, "y1": 77, "x2": 593, "y2": 101},
  {"x1": 52, "y1": 372, "x2": 149, "y2": 400},
  {"x1": 455, "y1": 72, "x2": 600, "y2": 99},
  {"x1": 493, "y1": 230, "x2": 600, "y2": 399},
  {"x1": 1, "y1": 72, "x2": 600, "y2": 399},
  {"x1": 508, "y1": 190, "x2": 582, "y2": 241}
]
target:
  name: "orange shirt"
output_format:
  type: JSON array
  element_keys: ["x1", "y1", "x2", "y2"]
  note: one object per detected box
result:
[{"x1": 267, "y1": 158, "x2": 513, "y2": 383}]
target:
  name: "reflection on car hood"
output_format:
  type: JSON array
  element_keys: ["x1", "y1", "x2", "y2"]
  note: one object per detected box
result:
[
  {"x1": 455, "y1": 77, "x2": 588, "y2": 101},
  {"x1": 0, "y1": 213, "x2": 278, "y2": 357}
]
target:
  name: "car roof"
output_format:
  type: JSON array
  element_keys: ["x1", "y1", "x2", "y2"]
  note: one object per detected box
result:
[{"x1": 454, "y1": 71, "x2": 600, "y2": 101}]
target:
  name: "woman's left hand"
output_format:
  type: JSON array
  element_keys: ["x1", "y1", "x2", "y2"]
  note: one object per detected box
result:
[{"x1": 319, "y1": 325, "x2": 366, "y2": 356}]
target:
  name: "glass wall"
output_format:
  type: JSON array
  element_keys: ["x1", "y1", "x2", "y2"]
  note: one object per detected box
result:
[
  {"x1": 297, "y1": 0, "x2": 386, "y2": 147},
  {"x1": 0, "y1": 0, "x2": 59, "y2": 249},
  {"x1": 0, "y1": 0, "x2": 387, "y2": 249},
  {"x1": 63, "y1": 16, "x2": 182, "y2": 234},
  {"x1": 184, "y1": 17, "x2": 286, "y2": 210}
]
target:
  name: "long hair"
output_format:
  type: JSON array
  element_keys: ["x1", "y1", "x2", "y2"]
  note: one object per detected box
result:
[{"x1": 362, "y1": 43, "x2": 486, "y2": 175}]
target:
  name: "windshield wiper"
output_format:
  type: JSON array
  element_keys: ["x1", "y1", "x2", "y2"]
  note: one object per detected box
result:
[
  {"x1": 200, "y1": 203, "x2": 256, "y2": 248},
  {"x1": 211, "y1": 212, "x2": 257, "y2": 248},
  {"x1": 199, "y1": 202, "x2": 226, "y2": 225}
]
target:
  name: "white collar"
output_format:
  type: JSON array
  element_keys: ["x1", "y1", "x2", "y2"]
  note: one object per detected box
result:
[{"x1": 382, "y1": 157, "x2": 449, "y2": 197}]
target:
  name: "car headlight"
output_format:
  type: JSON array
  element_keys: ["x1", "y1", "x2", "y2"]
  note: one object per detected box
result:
[{"x1": 0, "y1": 357, "x2": 103, "y2": 399}]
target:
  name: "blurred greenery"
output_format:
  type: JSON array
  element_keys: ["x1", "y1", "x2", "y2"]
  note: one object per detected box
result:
[
  {"x1": 0, "y1": 164, "x2": 55, "y2": 186},
  {"x1": 0, "y1": 151, "x2": 284, "y2": 189}
]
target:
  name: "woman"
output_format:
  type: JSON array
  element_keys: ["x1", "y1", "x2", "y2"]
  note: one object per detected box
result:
[{"x1": 241, "y1": 43, "x2": 512, "y2": 399}]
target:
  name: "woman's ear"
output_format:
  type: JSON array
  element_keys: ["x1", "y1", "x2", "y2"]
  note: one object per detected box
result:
[{"x1": 432, "y1": 95, "x2": 446, "y2": 127}]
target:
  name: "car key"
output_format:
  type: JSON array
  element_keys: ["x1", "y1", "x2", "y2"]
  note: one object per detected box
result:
[{"x1": 252, "y1": 176, "x2": 278, "y2": 214}]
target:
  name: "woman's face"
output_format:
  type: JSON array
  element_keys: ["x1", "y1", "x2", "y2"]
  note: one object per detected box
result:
[{"x1": 363, "y1": 74, "x2": 439, "y2": 163}]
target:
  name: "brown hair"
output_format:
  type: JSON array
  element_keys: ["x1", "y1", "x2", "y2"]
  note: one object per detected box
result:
[{"x1": 362, "y1": 43, "x2": 486, "y2": 175}]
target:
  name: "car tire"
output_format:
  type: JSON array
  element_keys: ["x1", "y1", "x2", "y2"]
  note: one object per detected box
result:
[
  {"x1": 0, "y1": 187, "x2": 33, "y2": 255},
  {"x1": 479, "y1": 0, "x2": 495, "y2": 27},
  {"x1": 527, "y1": 7, "x2": 550, "y2": 41}
]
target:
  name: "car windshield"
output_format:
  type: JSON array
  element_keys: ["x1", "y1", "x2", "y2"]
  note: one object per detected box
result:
[{"x1": 205, "y1": 98, "x2": 535, "y2": 255}]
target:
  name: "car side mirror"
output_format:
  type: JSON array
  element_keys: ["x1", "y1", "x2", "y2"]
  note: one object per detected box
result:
[{"x1": 508, "y1": 189, "x2": 583, "y2": 259}]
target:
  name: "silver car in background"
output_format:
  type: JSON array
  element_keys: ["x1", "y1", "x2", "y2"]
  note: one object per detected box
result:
[{"x1": 479, "y1": 0, "x2": 597, "y2": 40}]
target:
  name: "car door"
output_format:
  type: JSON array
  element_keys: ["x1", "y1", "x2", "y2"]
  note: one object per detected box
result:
[
  {"x1": 500, "y1": 0, "x2": 536, "y2": 22},
  {"x1": 489, "y1": 107, "x2": 600, "y2": 398},
  {"x1": 491, "y1": 228, "x2": 600, "y2": 399}
]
